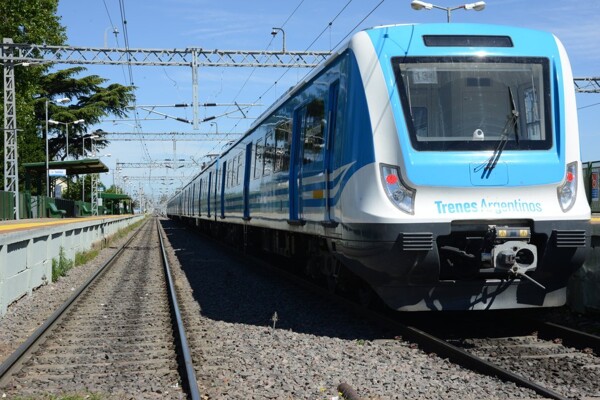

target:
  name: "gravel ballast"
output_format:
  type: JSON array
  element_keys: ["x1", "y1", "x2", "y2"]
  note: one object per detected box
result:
[
  {"x1": 3, "y1": 217, "x2": 592, "y2": 399},
  {"x1": 160, "y1": 220, "x2": 540, "y2": 400}
]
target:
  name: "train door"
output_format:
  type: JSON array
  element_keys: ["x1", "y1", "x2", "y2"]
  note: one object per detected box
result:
[
  {"x1": 220, "y1": 161, "x2": 226, "y2": 219},
  {"x1": 213, "y1": 166, "x2": 218, "y2": 221},
  {"x1": 243, "y1": 142, "x2": 252, "y2": 220},
  {"x1": 191, "y1": 183, "x2": 195, "y2": 216},
  {"x1": 289, "y1": 106, "x2": 306, "y2": 224},
  {"x1": 207, "y1": 172, "x2": 212, "y2": 217},
  {"x1": 324, "y1": 80, "x2": 339, "y2": 225},
  {"x1": 198, "y1": 179, "x2": 202, "y2": 217}
]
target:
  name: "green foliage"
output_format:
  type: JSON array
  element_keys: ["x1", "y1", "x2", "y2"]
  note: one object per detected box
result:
[
  {"x1": 62, "y1": 174, "x2": 107, "y2": 202},
  {"x1": 36, "y1": 68, "x2": 135, "y2": 162},
  {"x1": 104, "y1": 184, "x2": 124, "y2": 194},
  {"x1": 0, "y1": 1, "x2": 135, "y2": 192},
  {"x1": 51, "y1": 247, "x2": 74, "y2": 281},
  {"x1": 0, "y1": 0, "x2": 66, "y2": 45},
  {"x1": 0, "y1": 0, "x2": 67, "y2": 190},
  {"x1": 74, "y1": 248, "x2": 99, "y2": 267}
]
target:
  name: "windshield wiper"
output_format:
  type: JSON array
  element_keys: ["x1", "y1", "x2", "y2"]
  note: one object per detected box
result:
[
  {"x1": 508, "y1": 86, "x2": 519, "y2": 145},
  {"x1": 476, "y1": 87, "x2": 520, "y2": 178}
]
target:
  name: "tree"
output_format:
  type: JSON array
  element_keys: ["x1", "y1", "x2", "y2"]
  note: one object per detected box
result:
[
  {"x1": 35, "y1": 67, "x2": 135, "y2": 161},
  {"x1": 1, "y1": 0, "x2": 66, "y2": 188},
  {"x1": 0, "y1": 0, "x2": 135, "y2": 195},
  {"x1": 63, "y1": 174, "x2": 107, "y2": 203}
]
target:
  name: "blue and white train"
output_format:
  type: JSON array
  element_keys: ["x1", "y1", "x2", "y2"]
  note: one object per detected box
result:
[{"x1": 167, "y1": 23, "x2": 591, "y2": 311}]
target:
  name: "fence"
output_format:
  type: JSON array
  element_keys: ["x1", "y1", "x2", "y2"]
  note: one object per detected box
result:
[
  {"x1": 583, "y1": 161, "x2": 600, "y2": 213},
  {"x1": 0, "y1": 191, "x2": 101, "y2": 220}
]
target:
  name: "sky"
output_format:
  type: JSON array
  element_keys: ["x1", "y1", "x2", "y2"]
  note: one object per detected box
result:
[{"x1": 53, "y1": 0, "x2": 600, "y2": 206}]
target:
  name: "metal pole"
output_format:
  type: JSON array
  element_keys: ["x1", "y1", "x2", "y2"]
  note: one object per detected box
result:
[
  {"x1": 66, "y1": 124, "x2": 69, "y2": 159},
  {"x1": 82, "y1": 136, "x2": 86, "y2": 202},
  {"x1": 191, "y1": 49, "x2": 199, "y2": 130},
  {"x1": 3, "y1": 39, "x2": 20, "y2": 219},
  {"x1": 45, "y1": 100, "x2": 49, "y2": 197}
]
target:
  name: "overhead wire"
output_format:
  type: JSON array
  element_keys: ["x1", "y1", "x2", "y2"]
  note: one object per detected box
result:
[
  {"x1": 578, "y1": 102, "x2": 600, "y2": 110},
  {"x1": 203, "y1": 0, "x2": 388, "y2": 164},
  {"x1": 196, "y1": 0, "x2": 309, "y2": 161},
  {"x1": 116, "y1": 0, "x2": 153, "y2": 163},
  {"x1": 246, "y1": 0, "x2": 360, "y2": 110}
]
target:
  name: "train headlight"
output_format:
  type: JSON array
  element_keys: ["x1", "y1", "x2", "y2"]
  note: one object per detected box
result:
[
  {"x1": 557, "y1": 161, "x2": 578, "y2": 212},
  {"x1": 380, "y1": 164, "x2": 415, "y2": 215}
]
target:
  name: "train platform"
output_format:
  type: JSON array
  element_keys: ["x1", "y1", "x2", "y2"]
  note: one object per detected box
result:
[
  {"x1": 0, "y1": 214, "x2": 145, "y2": 316},
  {"x1": 0, "y1": 215, "x2": 132, "y2": 235}
]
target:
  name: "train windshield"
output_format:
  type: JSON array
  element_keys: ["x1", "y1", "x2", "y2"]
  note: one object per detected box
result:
[{"x1": 393, "y1": 57, "x2": 552, "y2": 151}]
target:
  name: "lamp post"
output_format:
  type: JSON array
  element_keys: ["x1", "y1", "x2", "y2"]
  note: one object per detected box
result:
[
  {"x1": 82, "y1": 133, "x2": 99, "y2": 157},
  {"x1": 410, "y1": 0, "x2": 485, "y2": 22},
  {"x1": 45, "y1": 97, "x2": 70, "y2": 197},
  {"x1": 81, "y1": 134, "x2": 99, "y2": 201},
  {"x1": 48, "y1": 118, "x2": 85, "y2": 160},
  {"x1": 210, "y1": 121, "x2": 219, "y2": 134},
  {"x1": 104, "y1": 26, "x2": 119, "y2": 48},
  {"x1": 271, "y1": 27, "x2": 286, "y2": 53}
]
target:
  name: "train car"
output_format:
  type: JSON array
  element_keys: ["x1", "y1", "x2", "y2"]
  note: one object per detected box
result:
[{"x1": 167, "y1": 23, "x2": 591, "y2": 311}]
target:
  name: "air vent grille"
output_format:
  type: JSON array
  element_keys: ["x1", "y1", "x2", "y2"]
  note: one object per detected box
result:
[
  {"x1": 554, "y1": 230, "x2": 586, "y2": 248},
  {"x1": 400, "y1": 232, "x2": 434, "y2": 251}
]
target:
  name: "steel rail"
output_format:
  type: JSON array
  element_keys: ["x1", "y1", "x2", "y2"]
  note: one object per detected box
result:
[
  {"x1": 0, "y1": 218, "x2": 150, "y2": 386},
  {"x1": 391, "y1": 322, "x2": 569, "y2": 400},
  {"x1": 171, "y1": 221, "x2": 570, "y2": 400},
  {"x1": 156, "y1": 218, "x2": 201, "y2": 400},
  {"x1": 536, "y1": 320, "x2": 600, "y2": 355}
]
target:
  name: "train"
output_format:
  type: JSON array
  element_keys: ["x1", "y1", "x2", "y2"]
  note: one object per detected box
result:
[{"x1": 167, "y1": 23, "x2": 591, "y2": 311}]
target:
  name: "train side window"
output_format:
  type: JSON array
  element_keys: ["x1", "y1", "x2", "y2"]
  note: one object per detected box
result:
[
  {"x1": 198, "y1": 179, "x2": 202, "y2": 216},
  {"x1": 264, "y1": 131, "x2": 274, "y2": 176},
  {"x1": 302, "y1": 98, "x2": 325, "y2": 170},
  {"x1": 229, "y1": 157, "x2": 236, "y2": 188},
  {"x1": 236, "y1": 152, "x2": 243, "y2": 185},
  {"x1": 523, "y1": 86, "x2": 542, "y2": 140},
  {"x1": 275, "y1": 119, "x2": 292, "y2": 172},
  {"x1": 254, "y1": 138, "x2": 264, "y2": 179}
]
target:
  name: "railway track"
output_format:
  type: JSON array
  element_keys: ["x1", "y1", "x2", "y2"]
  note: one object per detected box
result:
[
  {"x1": 189, "y1": 223, "x2": 600, "y2": 400},
  {"x1": 438, "y1": 316, "x2": 600, "y2": 400},
  {"x1": 0, "y1": 218, "x2": 199, "y2": 399}
]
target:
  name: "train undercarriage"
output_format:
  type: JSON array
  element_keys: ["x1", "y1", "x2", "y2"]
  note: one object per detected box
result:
[{"x1": 173, "y1": 215, "x2": 589, "y2": 311}]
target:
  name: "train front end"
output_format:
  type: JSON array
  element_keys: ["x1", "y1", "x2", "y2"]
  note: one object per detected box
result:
[{"x1": 339, "y1": 24, "x2": 591, "y2": 311}]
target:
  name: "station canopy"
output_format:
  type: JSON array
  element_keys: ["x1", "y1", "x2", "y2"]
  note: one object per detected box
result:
[
  {"x1": 100, "y1": 192, "x2": 130, "y2": 200},
  {"x1": 23, "y1": 159, "x2": 109, "y2": 175}
]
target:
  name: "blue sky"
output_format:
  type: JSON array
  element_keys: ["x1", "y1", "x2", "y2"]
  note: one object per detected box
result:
[{"x1": 55, "y1": 0, "x2": 600, "y2": 203}]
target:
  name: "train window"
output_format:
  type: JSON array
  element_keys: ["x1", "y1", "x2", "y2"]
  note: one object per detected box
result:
[
  {"x1": 254, "y1": 138, "x2": 264, "y2": 179},
  {"x1": 393, "y1": 56, "x2": 551, "y2": 151},
  {"x1": 423, "y1": 35, "x2": 513, "y2": 48},
  {"x1": 275, "y1": 119, "x2": 292, "y2": 172},
  {"x1": 412, "y1": 107, "x2": 428, "y2": 137},
  {"x1": 229, "y1": 157, "x2": 236, "y2": 188},
  {"x1": 523, "y1": 87, "x2": 541, "y2": 140},
  {"x1": 264, "y1": 131, "x2": 274, "y2": 176},
  {"x1": 236, "y1": 152, "x2": 243, "y2": 185},
  {"x1": 302, "y1": 98, "x2": 325, "y2": 169},
  {"x1": 198, "y1": 179, "x2": 202, "y2": 216}
]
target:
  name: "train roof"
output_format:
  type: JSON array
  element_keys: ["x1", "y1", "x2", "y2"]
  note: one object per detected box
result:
[
  {"x1": 242, "y1": 22, "x2": 557, "y2": 140},
  {"x1": 181, "y1": 22, "x2": 559, "y2": 192}
]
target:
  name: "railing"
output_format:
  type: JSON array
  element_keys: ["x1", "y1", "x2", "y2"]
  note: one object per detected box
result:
[
  {"x1": 0, "y1": 192, "x2": 100, "y2": 220},
  {"x1": 583, "y1": 161, "x2": 600, "y2": 213}
]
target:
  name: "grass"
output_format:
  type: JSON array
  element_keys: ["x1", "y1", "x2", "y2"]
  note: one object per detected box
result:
[
  {"x1": 51, "y1": 216, "x2": 148, "y2": 282},
  {"x1": 52, "y1": 247, "x2": 74, "y2": 281}
]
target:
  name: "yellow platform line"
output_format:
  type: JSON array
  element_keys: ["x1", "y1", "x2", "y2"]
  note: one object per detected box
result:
[{"x1": 0, "y1": 215, "x2": 130, "y2": 233}]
